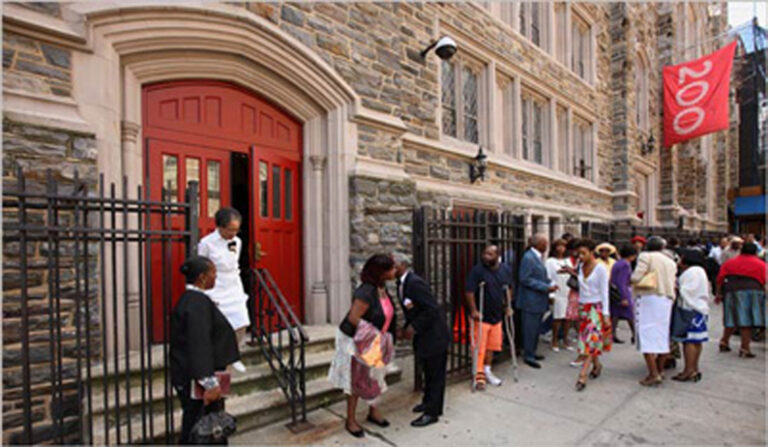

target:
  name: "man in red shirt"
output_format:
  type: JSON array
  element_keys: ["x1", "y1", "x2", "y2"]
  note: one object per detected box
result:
[{"x1": 716, "y1": 243, "x2": 767, "y2": 357}]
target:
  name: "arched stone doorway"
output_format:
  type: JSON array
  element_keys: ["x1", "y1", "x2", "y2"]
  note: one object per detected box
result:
[{"x1": 71, "y1": 3, "x2": 359, "y2": 352}]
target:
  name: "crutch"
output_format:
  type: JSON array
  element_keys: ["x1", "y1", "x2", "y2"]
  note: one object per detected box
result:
[
  {"x1": 503, "y1": 286, "x2": 519, "y2": 382},
  {"x1": 470, "y1": 281, "x2": 486, "y2": 392}
]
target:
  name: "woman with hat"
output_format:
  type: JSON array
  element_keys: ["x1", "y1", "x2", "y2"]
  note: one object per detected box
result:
[{"x1": 595, "y1": 242, "x2": 617, "y2": 278}]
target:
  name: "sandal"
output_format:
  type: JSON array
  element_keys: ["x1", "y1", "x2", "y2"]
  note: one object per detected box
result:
[
  {"x1": 719, "y1": 342, "x2": 731, "y2": 352},
  {"x1": 589, "y1": 364, "x2": 602, "y2": 380},
  {"x1": 575, "y1": 374, "x2": 587, "y2": 392},
  {"x1": 639, "y1": 375, "x2": 663, "y2": 387},
  {"x1": 739, "y1": 349, "x2": 756, "y2": 358}
]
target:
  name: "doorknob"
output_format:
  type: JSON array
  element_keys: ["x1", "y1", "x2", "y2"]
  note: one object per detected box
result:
[{"x1": 253, "y1": 241, "x2": 267, "y2": 262}]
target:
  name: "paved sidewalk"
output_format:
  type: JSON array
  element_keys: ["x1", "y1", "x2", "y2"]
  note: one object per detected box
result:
[{"x1": 233, "y1": 305, "x2": 766, "y2": 445}]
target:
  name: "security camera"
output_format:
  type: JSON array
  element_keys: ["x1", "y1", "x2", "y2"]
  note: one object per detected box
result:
[{"x1": 420, "y1": 36, "x2": 458, "y2": 60}]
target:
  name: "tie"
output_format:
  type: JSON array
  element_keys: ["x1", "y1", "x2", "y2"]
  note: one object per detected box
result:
[{"x1": 396, "y1": 278, "x2": 403, "y2": 301}]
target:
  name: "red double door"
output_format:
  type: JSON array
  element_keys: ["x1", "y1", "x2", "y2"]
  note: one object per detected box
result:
[{"x1": 143, "y1": 81, "x2": 303, "y2": 342}]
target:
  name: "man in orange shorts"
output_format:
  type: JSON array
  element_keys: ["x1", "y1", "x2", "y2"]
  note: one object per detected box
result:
[{"x1": 465, "y1": 245, "x2": 515, "y2": 390}]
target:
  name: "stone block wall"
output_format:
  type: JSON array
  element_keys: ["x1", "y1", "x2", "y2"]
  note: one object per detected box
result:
[
  {"x1": 3, "y1": 31, "x2": 72, "y2": 98},
  {"x1": 2, "y1": 119, "x2": 99, "y2": 444}
]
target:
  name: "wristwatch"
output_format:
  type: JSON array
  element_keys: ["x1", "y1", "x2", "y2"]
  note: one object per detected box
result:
[{"x1": 198, "y1": 376, "x2": 219, "y2": 390}]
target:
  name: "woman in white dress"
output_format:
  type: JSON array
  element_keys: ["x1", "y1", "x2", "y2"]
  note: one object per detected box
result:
[
  {"x1": 197, "y1": 207, "x2": 250, "y2": 372},
  {"x1": 631, "y1": 236, "x2": 678, "y2": 386},
  {"x1": 545, "y1": 239, "x2": 574, "y2": 352}
]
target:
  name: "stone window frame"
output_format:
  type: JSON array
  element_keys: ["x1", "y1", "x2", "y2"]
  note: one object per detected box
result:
[
  {"x1": 519, "y1": 2, "x2": 549, "y2": 50},
  {"x1": 556, "y1": 104, "x2": 570, "y2": 175},
  {"x1": 520, "y1": 87, "x2": 551, "y2": 167},
  {"x1": 439, "y1": 50, "x2": 488, "y2": 150},
  {"x1": 554, "y1": 3, "x2": 568, "y2": 66},
  {"x1": 572, "y1": 114, "x2": 595, "y2": 181},
  {"x1": 495, "y1": 72, "x2": 517, "y2": 158},
  {"x1": 570, "y1": 6, "x2": 595, "y2": 84},
  {"x1": 635, "y1": 51, "x2": 650, "y2": 134}
]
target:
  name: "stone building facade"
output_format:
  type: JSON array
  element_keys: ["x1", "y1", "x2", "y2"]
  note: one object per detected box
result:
[{"x1": 1, "y1": 1, "x2": 736, "y2": 441}]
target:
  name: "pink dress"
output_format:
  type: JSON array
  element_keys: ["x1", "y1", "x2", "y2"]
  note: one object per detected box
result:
[{"x1": 380, "y1": 294, "x2": 394, "y2": 333}]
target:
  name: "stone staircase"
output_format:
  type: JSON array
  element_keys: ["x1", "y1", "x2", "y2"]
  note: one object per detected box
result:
[{"x1": 85, "y1": 325, "x2": 402, "y2": 444}]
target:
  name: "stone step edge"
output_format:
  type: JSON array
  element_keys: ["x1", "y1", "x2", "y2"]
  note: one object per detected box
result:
[
  {"x1": 88, "y1": 364, "x2": 403, "y2": 444},
  {"x1": 87, "y1": 350, "x2": 336, "y2": 415}
]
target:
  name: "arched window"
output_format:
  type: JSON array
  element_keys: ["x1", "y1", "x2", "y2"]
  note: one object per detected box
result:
[{"x1": 635, "y1": 53, "x2": 649, "y2": 132}]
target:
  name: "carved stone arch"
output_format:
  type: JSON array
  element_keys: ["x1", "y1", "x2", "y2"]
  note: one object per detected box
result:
[{"x1": 71, "y1": 4, "x2": 358, "y2": 345}]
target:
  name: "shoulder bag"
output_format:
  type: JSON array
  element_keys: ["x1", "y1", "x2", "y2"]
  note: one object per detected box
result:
[
  {"x1": 634, "y1": 254, "x2": 659, "y2": 293},
  {"x1": 670, "y1": 302, "x2": 696, "y2": 340},
  {"x1": 566, "y1": 262, "x2": 580, "y2": 292}
]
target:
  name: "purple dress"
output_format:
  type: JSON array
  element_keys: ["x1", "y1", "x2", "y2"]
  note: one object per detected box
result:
[{"x1": 610, "y1": 259, "x2": 635, "y2": 321}]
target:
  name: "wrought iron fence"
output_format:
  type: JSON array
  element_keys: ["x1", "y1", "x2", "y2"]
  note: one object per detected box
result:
[
  {"x1": 411, "y1": 207, "x2": 526, "y2": 386},
  {"x1": 250, "y1": 268, "x2": 308, "y2": 430},
  {"x1": 2, "y1": 167, "x2": 198, "y2": 444}
]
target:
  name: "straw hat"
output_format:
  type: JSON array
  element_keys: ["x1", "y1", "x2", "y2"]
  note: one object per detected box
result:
[{"x1": 595, "y1": 242, "x2": 617, "y2": 255}]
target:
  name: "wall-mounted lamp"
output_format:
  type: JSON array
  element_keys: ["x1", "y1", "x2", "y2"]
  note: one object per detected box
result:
[
  {"x1": 420, "y1": 36, "x2": 458, "y2": 60},
  {"x1": 469, "y1": 146, "x2": 487, "y2": 184},
  {"x1": 640, "y1": 133, "x2": 655, "y2": 155}
]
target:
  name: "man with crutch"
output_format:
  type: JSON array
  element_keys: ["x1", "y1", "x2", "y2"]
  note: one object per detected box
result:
[{"x1": 465, "y1": 245, "x2": 515, "y2": 390}]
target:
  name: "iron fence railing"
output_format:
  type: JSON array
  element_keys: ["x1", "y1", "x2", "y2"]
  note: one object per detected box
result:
[
  {"x1": 412, "y1": 207, "x2": 526, "y2": 387},
  {"x1": 2, "y1": 167, "x2": 198, "y2": 445},
  {"x1": 250, "y1": 268, "x2": 308, "y2": 430}
]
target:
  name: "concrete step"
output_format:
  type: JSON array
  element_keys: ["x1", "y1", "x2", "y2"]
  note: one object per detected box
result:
[
  {"x1": 85, "y1": 325, "x2": 337, "y2": 388},
  {"x1": 88, "y1": 363, "x2": 403, "y2": 445}
]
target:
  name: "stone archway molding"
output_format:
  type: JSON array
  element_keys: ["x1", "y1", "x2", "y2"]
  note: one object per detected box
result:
[{"x1": 70, "y1": 2, "x2": 360, "y2": 335}]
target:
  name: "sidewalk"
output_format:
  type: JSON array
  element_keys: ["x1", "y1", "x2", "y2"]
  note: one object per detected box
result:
[{"x1": 232, "y1": 305, "x2": 766, "y2": 445}]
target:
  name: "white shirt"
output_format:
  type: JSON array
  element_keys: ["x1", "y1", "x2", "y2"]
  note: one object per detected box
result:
[
  {"x1": 398, "y1": 270, "x2": 410, "y2": 303},
  {"x1": 578, "y1": 262, "x2": 610, "y2": 316},
  {"x1": 678, "y1": 266, "x2": 710, "y2": 315},
  {"x1": 708, "y1": 246, "x2": 723, "y2": 264},
  {"x1": 530, "y1": 247, "x2": 545, "y2": 264},
  {"x1": 545, "y1": 257, "x2": 572, "y2": 301},
  {"x1": 197, "y1": 229, "x2": 250, "y2": 330}
]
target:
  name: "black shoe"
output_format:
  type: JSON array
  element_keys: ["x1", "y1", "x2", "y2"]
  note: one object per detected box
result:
[
  {"x1": 534, "y1": 354, "x2": 545, "y2": 361},
  {"x1": 366, "y1": 415, "x2": 390, "y2": 428},
  {"x1": 411, "y1": 414, "x2": 439, "y2": 427},
  {"x1": 346, "y1": 424, "x2": 364, "y2": 438},
  {"x1": 613, "y1": 337, "x2": 625, "y2": 344},
  {"x1": 412, "y1": 403, "x2": 426, "y2": 413},
  {"x1": 524, "y1": 359, "x2": 541, "y2": 369}
]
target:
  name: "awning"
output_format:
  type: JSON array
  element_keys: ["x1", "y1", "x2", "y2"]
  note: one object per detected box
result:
[{"x1": 734, "y1": 195, "x2": 767, "y2": 216}]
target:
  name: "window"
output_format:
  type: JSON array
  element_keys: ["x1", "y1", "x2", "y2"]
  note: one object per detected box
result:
[
  {"x1": 207, "y1": 160, "x2": 220, "y2": 217},
  {"x1": 441, "y1": 58, "x2": 483, "y2": 144},
  {"x1": 272, "y1": 165, "x2": 281, "y2": 218},
  {"x1": 573, "y1": 119, "x2": 593, "y2": 180},
  {"x1": 555, "y1": 3, "x2": 567, "y2": 65},
  {"x1": 571, "y1": 13, "x2": 591, "y2": 81},
  {"x1": 259, "y1": 161, "x2": 268, "y2": 218},
  {"x1": 284, "y1": 169, "x2": 293, "y2": 221},
  {"x1": 635, "y1": 54, "x2": 649, "y2": 132},
  {"x1": 520, "y1": 2, "x2": 545, "y2": 48},
  {"x1": 557, "y1": 106, "x2": 569, "y2": 174},
  {"x1": 162, "y1": 154, "x2": 178, "y2": 202},
  {"x1": 521, "y1": 93, "x2": 546, "y2": 165},
  {"x1": 186, "y1": 158, "x2": 200, "y2": 215}
]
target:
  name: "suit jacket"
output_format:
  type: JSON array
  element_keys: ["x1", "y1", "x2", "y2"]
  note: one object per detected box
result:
[
  {"x1": 515, "y1": 248, "x2": 551, "y2": 314},
  {"x1": 170, "y1": 289, "x2": 240, "y2": 388},
  {"x1": 399, "y1": 272, "x2": 450, "y2": 359}
]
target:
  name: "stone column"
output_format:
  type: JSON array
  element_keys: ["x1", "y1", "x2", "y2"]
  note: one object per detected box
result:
[
  {"x1": 308, "y1": 154, "x2": 328, "y2": 324},
  {"x1": 121, "y1": 120, "x2": 142, "y2": 350}
]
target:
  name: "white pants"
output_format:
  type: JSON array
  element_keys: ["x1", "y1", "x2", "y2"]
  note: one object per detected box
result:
[{"x1": 636, "y1": 294, "x2": 673, "y2": 354}]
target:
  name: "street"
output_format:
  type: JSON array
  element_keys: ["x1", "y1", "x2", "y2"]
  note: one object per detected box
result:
[{"x1": 233, "y1": 303, "x2": 766, "y2": 445}]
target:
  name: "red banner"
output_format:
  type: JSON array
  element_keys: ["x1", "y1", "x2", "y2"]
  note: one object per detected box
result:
[{"x1": 663, "y1": 41, "x2": 737, "y2": 147}]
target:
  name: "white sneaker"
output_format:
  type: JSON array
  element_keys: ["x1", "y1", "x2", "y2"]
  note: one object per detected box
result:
[
  {"x1": 484, "y1": 366, "x2": 503, "y2": 386},
  {"x1": 569, "y1": 359, "x2": 584, "y2": 368},
  {"x1": 232, "y1": 361, "x2": 247, "y2": 373},
  {"x1": 551, "y1": 346, "x2": 561, "y2": 353},
  {"x1": 565, "y1": 346, "x2": 577, "y2": 352}
]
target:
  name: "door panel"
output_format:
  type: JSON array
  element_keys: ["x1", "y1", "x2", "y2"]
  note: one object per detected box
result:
[
  {"x1": 251, "y1": 146, "x2": 303, "y2": 321},
  {"x1": 147, "y1": 138, "x2": 230, "y2": 342}
]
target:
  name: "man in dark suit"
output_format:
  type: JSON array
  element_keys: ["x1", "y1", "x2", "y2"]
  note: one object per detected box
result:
[
  {"x1": 394, "y1": 254, "x2": 450, "y2": 428},
  {"x1": 516, "y1": 233, "x2": 558, "y2": 369}
]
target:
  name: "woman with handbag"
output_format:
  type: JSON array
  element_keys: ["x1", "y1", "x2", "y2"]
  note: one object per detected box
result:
[
  {"x1": 328, "y1": 254, "x2": 397, "y2": 438},
  {"x1": 171, "y1": 256, "x2": 240, "y2": 444},
  {"x1": 671, "y1": 249, "x2": 710, "y2": 382},
  {"x1": 631, "y1": 236, "x2": 678, "y2": 387}
]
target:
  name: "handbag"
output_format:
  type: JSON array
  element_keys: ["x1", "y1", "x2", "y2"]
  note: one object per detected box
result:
[
  {"x1": 635, "y1": 270, "x2": 658, "y2": 291},
  {"x1": 189, "y1": 409, "x2": 237, "y2": 444},
  {"x1": 567, "y1": 263, "x2": 580, "y2": 291},
  {"x1": 609, "y1": 284, "x2": 623, "y2": 305},
  {"x1": 670, "y1": 302, "x2": 696, "y2": 339}
]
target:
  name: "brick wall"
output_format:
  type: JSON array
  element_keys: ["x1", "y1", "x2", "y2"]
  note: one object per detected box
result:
[
  {"x1": 2, "y1": 119, "x2": 98, "y2": 444},
  {"x1": 3, "y1": 31, "x2": 72, "y2": 98}
]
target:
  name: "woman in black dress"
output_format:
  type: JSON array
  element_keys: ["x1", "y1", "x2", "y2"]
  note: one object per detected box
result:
[{"x1": 171, "y1": 256, "x2": 240, "y2": 444}]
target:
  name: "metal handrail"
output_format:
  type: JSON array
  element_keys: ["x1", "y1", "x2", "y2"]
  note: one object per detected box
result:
[{"x1": 251, "y1": 267, "x2": 308, "y2": 428}]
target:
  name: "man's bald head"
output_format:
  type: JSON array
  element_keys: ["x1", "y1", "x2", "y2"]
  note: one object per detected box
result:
[
  {"x1": 481, "y1": 244, "x2": 500, "y2": 268},
  {"x1": 532, "y1": 233, "x2": 549, "y2": 253}
]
